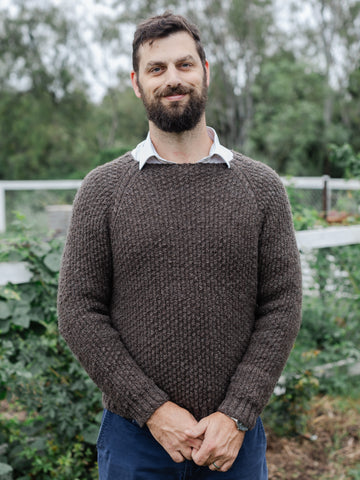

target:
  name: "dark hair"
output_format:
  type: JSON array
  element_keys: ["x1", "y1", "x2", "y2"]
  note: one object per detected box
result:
[{"x1": 132, "y1": 11, "x2": 206, "y2": 74}]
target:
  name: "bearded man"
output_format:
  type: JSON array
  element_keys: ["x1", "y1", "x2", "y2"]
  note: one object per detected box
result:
[{"x1": 58, "y1": 11, "x2": 302, "y2": 480}]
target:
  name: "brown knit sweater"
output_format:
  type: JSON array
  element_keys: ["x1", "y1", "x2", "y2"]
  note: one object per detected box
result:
[{"x1": 57, "y1": 151, "x2": 302, "y2": 430}]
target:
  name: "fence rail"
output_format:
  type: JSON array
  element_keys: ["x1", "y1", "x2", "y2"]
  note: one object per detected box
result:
[
  {"x1": 296, "y1": 225, "x2": 360, "y2": 249},
  {"x1": 0, "y1": 180, "x2": 82, "y2": 233},
  {"x1": 1, "y1": 176, "x2": 360, "y2": 233},
  {"x1": 281, "y1": 176, "x2": 360, "y2": 190}
]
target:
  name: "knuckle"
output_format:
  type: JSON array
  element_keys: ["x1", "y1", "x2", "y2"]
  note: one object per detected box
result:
[{"x1": 206, "y1": 442, "x2": 217, "y2": 453}]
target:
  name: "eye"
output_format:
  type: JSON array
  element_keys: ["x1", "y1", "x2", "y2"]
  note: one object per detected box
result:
[{"x1": 149, "y1": 66, "x2": 163, "y2": 74}]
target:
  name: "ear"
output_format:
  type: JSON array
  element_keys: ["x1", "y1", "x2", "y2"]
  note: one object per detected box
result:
[
  {"x1": 205, "y1": 60, "x2": 210, "y2": 87},
  {"x1": 131, "y1": 71, "x2": 142, "y2": 98}
]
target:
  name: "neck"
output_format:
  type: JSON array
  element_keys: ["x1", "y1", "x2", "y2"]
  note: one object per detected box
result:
[{"x1": 149, "y1": 117, "x2": 213, "y2": 164}]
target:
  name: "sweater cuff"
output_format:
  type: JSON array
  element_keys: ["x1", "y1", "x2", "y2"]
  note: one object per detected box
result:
[
  {"x1": 217, "y1": 397, "x2": 259, "y2": 431},
  {"x1": 133, "y1": 391, "x2": 170, "y2": 428},
  {"x1": 103, "y1": 387, "x2": 170, "y2": 428}
]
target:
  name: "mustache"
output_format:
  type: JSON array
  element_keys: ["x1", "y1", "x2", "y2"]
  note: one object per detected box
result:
[{"x1": 156, "y1": 85, "x2": 193, "y2": 98}]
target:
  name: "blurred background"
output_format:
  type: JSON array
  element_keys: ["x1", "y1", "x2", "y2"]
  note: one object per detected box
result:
[
  {"x1": 1, "y1": 0, "x2": 360, "y2": 179},
  {"x1": 0, "y1": 1, "x2": 360, "y2": 479},
  {"x1": 1, "y1": 0, "x2": 360, "y2": 230}
]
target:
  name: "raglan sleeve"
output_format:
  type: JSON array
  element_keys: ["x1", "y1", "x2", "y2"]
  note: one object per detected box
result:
[
  {"x1": 57, "y1": 166, "x2": 169, "y2": 427},
  {"x1": 218, "y1": 165, "x2": 302, "y2": 429}
]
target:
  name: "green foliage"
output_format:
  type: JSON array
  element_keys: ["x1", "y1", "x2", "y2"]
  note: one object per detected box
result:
[
  {"x1": 263, "y1": 369, "x2": 320, "y2": 436},
  {"x1": 1, "y1": 1, "x2": 360, "y2": 179},
  {"x1": 0, "y1": 88, "x2": 101, "y2": 181},
  {"x1": 329, "y1": 143, "x2": 360, "y2": 179},
  {"x1": 264, "y1": 239, "x2": 360, "y2": 435},
  {"x1": 0, "y1": 223, "x2": 101, "y2": 479},
  {"x1": 286, "y1": 183, "x2": 324, "y2": 230},
  {"x1": 249, "y1": 50, "x2": 348, "y2": 175},
  {"x1": 93, "y1": 86, "x2": 148, "y2": 151},
  {"x1": 0, "y1": 2, "x2": 104, "y2": 180}
]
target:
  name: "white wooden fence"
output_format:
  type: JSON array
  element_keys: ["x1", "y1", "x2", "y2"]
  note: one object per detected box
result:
[
  {"x1": 296, "y1": 225, "x2": 360, "y2": 249},
  {"x1": 0, "y1": 180, "x2": 81, "y2": 233},
  {"x1": 1, "y1": 176, "x2": 360, "y2": 233}
]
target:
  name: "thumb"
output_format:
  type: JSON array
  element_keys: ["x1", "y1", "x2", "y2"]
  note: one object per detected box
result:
[{"x1": 185, "y1": 420, "x2": 207, "y2": 438}]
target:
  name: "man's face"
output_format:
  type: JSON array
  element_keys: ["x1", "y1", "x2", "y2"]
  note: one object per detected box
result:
[{"x1": 131, "y1": 31, "x2": 209, "y2": 133}]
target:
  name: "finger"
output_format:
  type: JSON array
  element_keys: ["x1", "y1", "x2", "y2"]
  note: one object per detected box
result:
[
  {"x1": 187, "y1": 437, "x2": 203, "y2": 450},
  {"x1": 219, "y1": 459, "x2": 233, "y2": 472},
  {"x1": 185, "y1": 421, "x2": 207, "y2": 439},
  {"x1": 170, "y1": 451, "x2": 186, "y2": 463},
  {"x1": 181, "y1": 447, "x2": 194, "y2": 461},
  {"x1": 191, "y1": 436, "x2": 216, "y2": 466},
  {"x1": 208, "y1": 461, "x2": 223, "y2": 472}
]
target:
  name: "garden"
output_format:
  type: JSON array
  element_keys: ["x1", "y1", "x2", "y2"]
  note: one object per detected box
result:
[{"x1": 1, "y1": 1, "x2": 360, "y2": 477}]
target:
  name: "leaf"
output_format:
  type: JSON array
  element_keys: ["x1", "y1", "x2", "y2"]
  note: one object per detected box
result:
[
  {"x1": 12, "y1": 305, "x2": 31, "y2": 328},
  {"x1": 0, "y1": 301, "x2": 11, "y2": 319},
  {"x1": 13, "y1": 315, "x2": 31, "y2": 329},
  {"x1": 0, "y1": 319, "x2": 10, "y2": 334},
  {"x1": 83, "y1": 424, "x2": 99, "y2": 445},
  {"x1": 31, "y1": 242, "x2": 52, "y2": 258},
  {"x1": 29, "y1": 436, "x2": 47, "y2": 452},
  {"x1": 0, "y1": 287, "x2": 21, "y2": 301},
  {"x1": 44, "y1": 252, "x2": 61, "y2": 273}
]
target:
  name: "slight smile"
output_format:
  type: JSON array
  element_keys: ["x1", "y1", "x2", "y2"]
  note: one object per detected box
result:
[{"x1": 164, "y1": 94, "x2": 187, "y2": 102}]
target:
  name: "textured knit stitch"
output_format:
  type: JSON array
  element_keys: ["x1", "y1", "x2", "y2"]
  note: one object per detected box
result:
[{"x1": 57, "y1": 151, "x2": 302, "y2": 430}]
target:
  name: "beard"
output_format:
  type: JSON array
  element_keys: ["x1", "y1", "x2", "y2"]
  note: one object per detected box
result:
[{"x1": 138, "y1": 76, "x2": 208, "y2": 133}]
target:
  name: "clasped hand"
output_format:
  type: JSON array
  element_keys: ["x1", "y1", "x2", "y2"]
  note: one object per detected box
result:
[{"x1": 146, "y1": 401, "x2": 245, "y2": 472}]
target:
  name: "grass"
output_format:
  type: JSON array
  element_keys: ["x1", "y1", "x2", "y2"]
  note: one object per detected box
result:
[{"x1": 266, "y1": 394, "x2": 360, "y2": 479}]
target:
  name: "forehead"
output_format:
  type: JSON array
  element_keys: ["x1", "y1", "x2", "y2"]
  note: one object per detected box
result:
[{"x1": 137, "y1": 31, "x2": 200, "y2": 69}]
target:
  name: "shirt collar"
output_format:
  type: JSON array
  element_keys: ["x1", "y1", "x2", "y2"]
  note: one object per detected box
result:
[{"x1": 131, "y1": 127, "x2": 233, "y2": 170}]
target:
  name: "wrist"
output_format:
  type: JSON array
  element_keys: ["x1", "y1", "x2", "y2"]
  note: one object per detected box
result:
[{"x1": 229, "y1": 416, "x2": 249, "y2": 432}]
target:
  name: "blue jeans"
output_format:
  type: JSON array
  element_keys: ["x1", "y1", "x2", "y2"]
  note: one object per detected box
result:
[{"x1": 97, "y1": 409, "x2": 268, "y2": 479}]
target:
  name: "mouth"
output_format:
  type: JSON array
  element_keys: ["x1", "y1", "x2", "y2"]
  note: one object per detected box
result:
[{"x1": 164, "y1": 94, "x2": 187, "y2": 102}]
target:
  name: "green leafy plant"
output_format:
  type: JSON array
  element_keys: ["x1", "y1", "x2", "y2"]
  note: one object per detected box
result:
[
  {"x1": 0, "y1": 222, "x2": 101, "y2": 479},
  {"x1": 329, "y1": 144, "x2": 360, "y2": 180},
  {"x1": 263, "y1": 367, "x2": 320, "y2": 436},
  {"x1": 286, "y1": 183, "x2": 324, "y2": 230}
]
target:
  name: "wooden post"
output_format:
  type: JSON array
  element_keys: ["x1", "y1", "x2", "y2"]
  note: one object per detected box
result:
[
  {"x1": 0, "y1": 186, "x2": 5, "y2": 233},
  {"x1": 322, "y1": 175, "x2": 331, "y2": 219}
]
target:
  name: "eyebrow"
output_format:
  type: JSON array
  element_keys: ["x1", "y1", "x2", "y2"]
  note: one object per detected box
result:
[{"x1": 145, "y1": 55, "x2": 198, "y2": 70}]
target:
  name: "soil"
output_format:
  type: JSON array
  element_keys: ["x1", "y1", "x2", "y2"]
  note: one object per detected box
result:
[{"x1": 266, "y1": 396, "x2": 360, "y2": 479}]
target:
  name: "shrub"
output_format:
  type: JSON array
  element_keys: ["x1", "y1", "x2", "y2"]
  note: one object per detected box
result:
[{"x1": 0, "y1": 223, "x2": 101, "y2": 479}]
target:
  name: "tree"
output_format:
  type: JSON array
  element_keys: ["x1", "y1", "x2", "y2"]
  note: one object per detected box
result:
[
  {"x1": 0, "y1": 1, "x2": 101, "y2": 179},
  {"x1": 249, "y1": 50, "x2": 348, "y2": 175},
  {"x1": 287, "y1": 0, "x2": 360, "y2": 172}
]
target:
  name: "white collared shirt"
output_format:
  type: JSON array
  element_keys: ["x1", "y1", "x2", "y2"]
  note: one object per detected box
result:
[{"x1": 131, "y1": 127, "x2": 233, "y2": 170}]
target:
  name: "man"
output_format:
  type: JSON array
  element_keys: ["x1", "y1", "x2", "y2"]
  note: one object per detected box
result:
[{"x1": 57, "y1": 11, "x2": 302, "y2": 479}]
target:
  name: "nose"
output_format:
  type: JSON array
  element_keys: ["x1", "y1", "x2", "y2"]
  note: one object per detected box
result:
[{"x1": 165, "y1": 64, "x2": 181, "y2": 87}]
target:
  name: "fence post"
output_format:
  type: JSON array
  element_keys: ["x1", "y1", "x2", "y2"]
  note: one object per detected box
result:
[
  {"x1": 0, "y1": 185, "x2": 5, "y2": 233},
  {"x1": 322, "y1": 175, "x2": 331, "y2": 218}
]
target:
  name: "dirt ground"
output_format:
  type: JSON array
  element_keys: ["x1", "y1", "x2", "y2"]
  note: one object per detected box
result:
[{"x1": 266, "y1": 396, "x2": 360, "y2": 479}]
